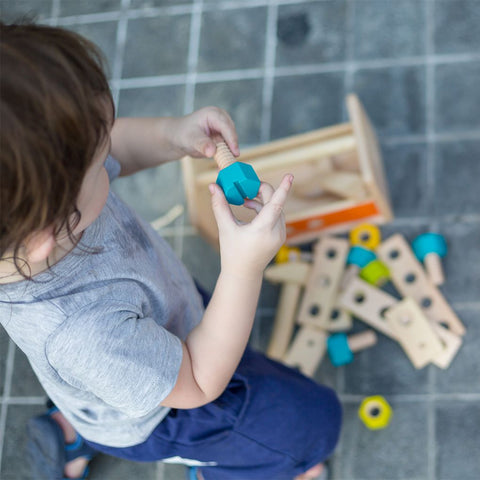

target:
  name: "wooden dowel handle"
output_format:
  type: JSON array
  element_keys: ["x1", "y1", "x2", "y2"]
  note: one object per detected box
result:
[{"x1": 348, "y1": 330, "x2": 377, "y2": 353}]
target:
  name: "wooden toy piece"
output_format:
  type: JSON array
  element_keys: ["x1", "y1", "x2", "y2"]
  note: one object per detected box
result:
[
  {"x1": 358, "y1": 395, "x2": 393, "y2": 430},
  {"x1": 326, "y1": 305, "x2": 353, "y2": 332},
  {"x1": 283, "y1": 326, "x2": 327, "y2": 377},
  {"x1": 182, "y1": 94, "x2": 393, "y2": 248},
  {"x1": 264, "y1": 261, "x2": 311, "y2": 360},
  {"x1": 340, "y1": 245, "x2": 376, "y2": 290},
  {"x1": 349, "y1": 223, "x2": 381, "y2": 250},
  {"x1": 430, "y1": 322, "x2": 463, "y2": 369},
  {"x1": 339, "y1": 277, "x2": 398, "y2": 340},
  {"x1": 359, "y1": 259, "x2": 390, "y2": 287},
  {"x1": 377, "y1": 234, "x2": 466, "y2": 336},
  {"x1": 297, "y1": 236, "x2": 349, "y2": 329},
  {"x1": 385, "y1": 298, "x2": 444, "y2": 369},
  {"x1": 275, "y1": 245, "x2": 313, "y2": 264},
  {"x1": 412, "y1": 233, "x2": 448, "y2": 286},
  {"x1": 327, "y1": 330, "x2": 377, "y2": 367},
  {"x1": 317, "y1": 171, "x2": 368, "y2": 200},
  {"x1": 213, "y1": 138, "x2": 260, "y2": 205}
]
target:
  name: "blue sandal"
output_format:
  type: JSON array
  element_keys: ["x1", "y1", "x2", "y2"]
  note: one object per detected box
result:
[{"x1": 26, "y1": 406, "x2": 96, "y2": 480}]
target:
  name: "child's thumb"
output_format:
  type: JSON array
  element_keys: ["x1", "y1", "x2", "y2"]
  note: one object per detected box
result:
[{"x1": 209, "y1": 183, "x2": 234, "y2": 228}]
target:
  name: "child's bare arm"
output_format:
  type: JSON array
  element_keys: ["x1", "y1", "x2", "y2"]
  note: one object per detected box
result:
[
  {"x1": 161, "y1": 175, "x2": 293, "y2": 409},
  {"x1": 110, "y1": 107, "x2": 239, "y2": 177}
]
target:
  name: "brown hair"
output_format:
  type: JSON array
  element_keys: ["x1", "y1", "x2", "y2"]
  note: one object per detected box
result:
[{"x1": 0, "y1": 21, "x2": 114, "y2": 276}]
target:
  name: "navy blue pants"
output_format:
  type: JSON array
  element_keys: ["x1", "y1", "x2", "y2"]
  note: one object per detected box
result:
[{"x1": 85, "y1": 284, "x2": 342, "y2": 479}]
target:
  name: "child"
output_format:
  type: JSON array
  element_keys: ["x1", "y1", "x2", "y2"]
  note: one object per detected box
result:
[{"x1": 0, "y1": 22, "x2": 341, "y2": 480}]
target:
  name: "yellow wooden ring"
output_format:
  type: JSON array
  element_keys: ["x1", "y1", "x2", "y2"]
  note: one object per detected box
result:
[
  {"x1": 350, "y1": 224, "x2": 381, "y2": 250},
  {"x1": 358, "y1": 395, "x2": 393, "y2": 430},
  {"x1": 275, "y1": 245, "x2": 301, "y2": 263}
]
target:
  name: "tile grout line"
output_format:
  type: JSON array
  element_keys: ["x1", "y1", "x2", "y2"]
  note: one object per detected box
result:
[
  {"x1": 260, "y1": 0, "x2": 278, "y2": 143},
  {"x1": 425, "y1": 3, "x2": 437, "y2": 477},
  {"x1": 0, "y1": 340, "x2": 16, "y2": 472},
  {"x1": 111, "y1": 0, "x2": 131, "y2": 108},
  {"x1": 176, "y1": 0, "x2": 204, "y2": 262}
]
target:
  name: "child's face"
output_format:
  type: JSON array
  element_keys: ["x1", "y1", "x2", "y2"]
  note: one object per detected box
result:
[{"x1": 70, "y1": 132, "x2": 112, "y2": 237}]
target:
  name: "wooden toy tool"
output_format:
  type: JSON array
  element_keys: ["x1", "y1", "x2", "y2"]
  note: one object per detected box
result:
[
  {"x1": 213, "y1": 138, "x2": 260, "y2": 205},
  {"x1": 341, "y1": 245, "x2": 376, "y2": 290},
  {"x1": 339, "y1": 277, "x2": 399, "y2": 339},
  {"x1": 297, "y1": 236, "x2": 349, "y2": 329},
  {"x1": 327, "y1": 330, "x2": 378, "y2": 367},
  {"x1": 377, "y1": 234, "x2": 465, "y2": 336},
  {"x1": 264, "y1": 261, "x2": 311, "y2": 360},
  {"x1": 283, "y1": 326, "x2": 327, "y2": 377},
  {"x1": 385, "y1": 298, "x2": 444, "y2": 369},
  {"x1": 412, "y1": 232, "x2": 448, "y2": 286}
]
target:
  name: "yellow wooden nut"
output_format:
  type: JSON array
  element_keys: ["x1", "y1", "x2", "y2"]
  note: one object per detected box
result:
[
  {"x1": 275, "y1": 245, "x2": 301, "y2": 263},
  {"x1": 358, "y1": 395, "x2": 393, "y2": 430},
  {"x1": 350, "y1": 223, "x2": 382, "y2": 250}
]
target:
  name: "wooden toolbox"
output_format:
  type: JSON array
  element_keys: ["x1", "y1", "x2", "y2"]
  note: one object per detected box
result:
[{"x1": 181, "y1": 94, "x2": 393, "y2": 247}]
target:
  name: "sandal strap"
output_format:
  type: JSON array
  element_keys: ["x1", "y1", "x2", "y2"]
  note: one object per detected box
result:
[{"x1": 65, "y1": 434, "x2": 96, "y2": 463}]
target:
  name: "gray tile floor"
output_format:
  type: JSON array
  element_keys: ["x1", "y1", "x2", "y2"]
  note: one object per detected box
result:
[{"x1": 1, "y1": 0, "x2": 479, "y2": 479}]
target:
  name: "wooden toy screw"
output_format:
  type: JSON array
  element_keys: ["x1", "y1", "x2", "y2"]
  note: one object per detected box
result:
[{"x1": 213, "y1": 139, "x2": 261, "y2": 206}]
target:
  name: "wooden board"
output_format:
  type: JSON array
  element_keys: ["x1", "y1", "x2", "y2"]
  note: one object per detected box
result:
[
  {"x1": 376, "y1": 234, "x2": 466, "y2": 336},
  {"x1": 297, "y1": 237, "x2": 349, "y2": 329},
  {"x1": 385, "y1": 298, "x2": 444, "y2": 369}
]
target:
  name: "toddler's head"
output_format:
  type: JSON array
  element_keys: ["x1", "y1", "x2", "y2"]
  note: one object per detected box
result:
[{"x1": 0, "y1": 22, "x2": 114, "y2": 277}]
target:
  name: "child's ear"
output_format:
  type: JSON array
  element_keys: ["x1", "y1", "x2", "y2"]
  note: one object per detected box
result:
[{"x1": 25, "y1": 227, "x2": 56, "y2": 263}]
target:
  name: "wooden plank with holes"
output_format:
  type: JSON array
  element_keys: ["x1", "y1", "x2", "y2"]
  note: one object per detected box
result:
[
  {"x1": 282, "y1": 326, "x2": 327, "y2": 377},
  {"x1": 376, "y1": 234, "x2": 465, "y2": 336},
  {"x1": 430, "y1": 323, "x2": 463, "y2": 369},
  {"x1": 339, "y1": 277, "x2": 398, "y2": 340},
  {"x1": 297, "y1": 237, "x2": 349, "y2": 329},
  {"x1": 385, "y1": 298, "x2": 444, "y2": 369}
]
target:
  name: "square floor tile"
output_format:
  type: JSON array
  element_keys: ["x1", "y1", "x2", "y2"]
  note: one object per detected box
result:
[
  {"x1": 194, "y1": 79, "x2": 263, "y2": 145},
  {"x1": 59, "y1": 0, "x2": 121, "y2": 16},
  {"x1": 10, "y1": 347, "x2": 45, "y2": 397},
  {"x1": 123, "y1": 14, "x2": 190, "y2": 78},
  {"x1": 434, "y1": 307, "x2": 480, "y2": 394},
  {"x1": 353, "y1": 0, "x2": 425, "y2": 60},
  {"x1": 437, "y1": 221, "x2": 480, "y2": 303},
  {"x1": 1, "y1": 404, "x2": 45, "y2": 480},
  {"x1": 271, "y1": 72, "x2": 345, "y2": 139},
  {"x1": 68, "y1": 21, "x2": 118, "y2": 78},
  {"x1": 434, "y1": 0, "x2": 480, "y2": 55},
  {"x1": 0, "y1": 0, "x2": 52, "y2": 23},
  {"x1": 338, "y1": 401, "x2": 429, "y2": 480},
  {"x1": 353, "y1": 65, "x2": 426, "y2": 137},
  {"x1": 117, "y1": 84, "x2": 185, "y2": 117},
  {"x1": 181, "y1": 234, "x2": 220, "y2": 294},
  {"x1": 0, "y1": 326, "x2": 9, "y2": 393},
  {"x1": 381, "y1": 141, "x2": 429, "y2": 218},
  {"x1": 276, "y1": 0, "x2": 347, "y2": 67},
  {"x1": 198, "y1": 7, "x2": 267, "y2": 72},
  {"x1": 111, "y1": 161, "x2": 184, "y2": 222},
  {"x1": 434, "y1": 61, "x2": 480, "y2": 133},
  {"x1": 434, "y1": 140, "x2": 480, "y2": 215},
  {"x1": 343, "y1": 327, "x2": 431, "y2": 396},
  {"x1": 435, "y1": 401, "x2": 480, "y2": 480}
]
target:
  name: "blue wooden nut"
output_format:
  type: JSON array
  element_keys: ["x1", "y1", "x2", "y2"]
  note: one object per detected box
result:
[
  {"x1": 216, "y1": 162, "x2": 261, "y2": 206},
  {"x1": 327, "y1": 333, "x2": 353, "y2": 367},
  {"x1": 412, "y1": 232, "x2": 447, "y2": 261},
  {"x1": 347, "y1": 246, "x2": 376, "y2": 268}
]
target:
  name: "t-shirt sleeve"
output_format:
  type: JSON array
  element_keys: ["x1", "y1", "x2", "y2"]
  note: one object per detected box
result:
[
  {"x1": 46, "y1": 301, "x2": 183, "y2": 418},
  {"x1": 104, "y1": 155, "x2": 122, "y2": 182}
]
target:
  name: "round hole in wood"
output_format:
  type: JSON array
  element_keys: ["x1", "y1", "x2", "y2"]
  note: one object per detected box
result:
[
  {"x1": 310, "y1": 304, "x2": 321, "y2": 316},
  {"x1": 354, "y1": 292, "x2": 366, "y2": 304},
  {"x1": 404, "y1": 272, "x2": 416, "y2": 283},
  {"x1": 389, "y1": 249, "x2": 400, "y2": 260}
]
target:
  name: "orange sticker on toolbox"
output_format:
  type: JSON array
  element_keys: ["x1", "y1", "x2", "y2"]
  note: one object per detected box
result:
[{"x1": 286, "y1": 201, "x2": 380, "y2": 238}]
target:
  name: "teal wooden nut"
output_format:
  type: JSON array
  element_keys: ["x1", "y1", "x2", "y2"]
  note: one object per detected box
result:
[
  {"x1": 327, "y1": 334, "x2": 353, "y2": 367},
  {"x1": 412, "y1": 233, "x2": 447, "y2": 261},
  {"x1": 216, "y1": 162, "x2": 261, "y2": 205},
  {"x1": 347, "y1": 246, "x2": 376, "y2": 268}
]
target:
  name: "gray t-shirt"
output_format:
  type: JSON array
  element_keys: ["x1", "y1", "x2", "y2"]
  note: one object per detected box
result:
[{"x1": 0, "y1": 156, "x2": 204, "y2": 447}]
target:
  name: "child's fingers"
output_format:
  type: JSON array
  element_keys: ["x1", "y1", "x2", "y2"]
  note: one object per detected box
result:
[
  {"x1": 255, "y1": 182, "x2": 275, "y2": 205},
  {"x1": 207, "y1": 109, "x2": 239, "y2": 157},
  {"x1": 257, "y1": 174, "x2": 293, "y2": 225},
  {"x1": 209, "y1": 183, "x2": 237, "y2": 231}
]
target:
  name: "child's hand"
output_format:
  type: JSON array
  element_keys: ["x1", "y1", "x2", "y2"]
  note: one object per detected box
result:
[
  {"x1": 170, "y1": 106, "x2": 239, "y2": 159},
  {"x1": 210, "y1": 174, "x2": 294, "y2": 280}
]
